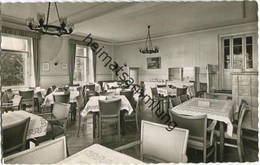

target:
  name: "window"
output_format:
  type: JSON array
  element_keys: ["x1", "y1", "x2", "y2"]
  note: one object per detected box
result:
[
  {"x1": 222, "y1": 34, "x2": 256, "y2": 70},
  {"x1": 1, "y1": 35, "x2": 32, "y2": 87},
  {"x1": 73, "y1": 46, "x2": 88, "y2": 83}
]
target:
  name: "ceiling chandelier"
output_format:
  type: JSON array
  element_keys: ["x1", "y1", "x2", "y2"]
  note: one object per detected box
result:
[
  {"x1": 26, "y1": 2, "x2": 74, "y2": 36},
  {"x1": 139, "y1": 25, "x2": 159, "y2": 54}
]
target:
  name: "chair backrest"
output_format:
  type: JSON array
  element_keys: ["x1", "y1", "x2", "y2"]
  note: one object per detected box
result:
[
  {"x1": 180, "y1": 94, "x2": 189, "y2": 102},
  {"x1": 237, "y1": 99, "x2": 248, "y2": 120},
  {"x1": 98, "y1": 98, "x2": 121, "y2": 117},
  {"x1": 12, "y1": 95, "x2": 22, "y2": 107},
  {"x1": 36, "y1": 92, "x2": 44, "y2": 105},
  {"x1": 157, "y1": 85, "x2": 166, "y2": 88},
  {"x1": 237, "y1": 103, "x2": 249, "y2": 136},
  {"x1": 170, "y1": 111, "x2": 207, "y2": 142},
  {"x1": 120, "y1": 90, "x2": 136, "y2": 109},
  {"x1": 19, "y1": 90, "x2": 34, "y2": 100},
  {"x1": 151, "y1": 87, "x2": 159, "y2": 98},
  {"x1": 51, "y1": 85, "x2": 57, "y2": 91},
  {"x1": 141, "y1": 120, "x2": 189, "y2": 163},
  {"x1": 45, "y1": 87, "x2": 53, "y2": 97},
  {"x1": 53, "y1": 93, "x2": 70, "y2": 103},
  {"x1": 3, "y1": 117, "x2": 30, "y2": 156},
  {"x1": 4, "y1": 136, "x2": 67, "y2": 164},
  {"x1": 86, "y1": 84, "x2": 96, "y2": 92},
  {"x1": 170, "y1": 97, "x2": 182, "y2": 107},
  {"x1": 2, "y1": 91, "x2": 10, "y2": 103},
  {"x1": 52, "y1": 102, "x2": 71, "y2": 120}
]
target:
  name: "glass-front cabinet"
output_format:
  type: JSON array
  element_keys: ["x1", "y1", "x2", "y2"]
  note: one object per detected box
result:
[
  {"x1": 220, "y1": 33, "x2": 257, "y2": 90},
  {"x1": 222, "y1": 33, "x2": 257, "y2": 71}
]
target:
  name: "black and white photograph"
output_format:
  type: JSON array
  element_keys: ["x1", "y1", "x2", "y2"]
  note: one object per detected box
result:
[{"x1": 0, "y1": 0, "x2": 259, "y2": 164}]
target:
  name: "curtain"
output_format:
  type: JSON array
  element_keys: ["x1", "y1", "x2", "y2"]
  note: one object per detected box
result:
[
  {"x1": 2, "y1": 26, "x2": 40, "y2": 39},
  {"x1": 32, "y1": 38, "x2": 40, "y2": 86},
  {"x1": 93, "y1": 48, "x2": 97, "y2": 82},
  {"x1": 68, "y1": 41, "x2": 76, "y2": 85},
  {"x1": 88, "y1": 47, "x2": 95, "y2": 83}
]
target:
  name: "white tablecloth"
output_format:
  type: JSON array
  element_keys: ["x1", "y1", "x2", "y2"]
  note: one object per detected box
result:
[
  {"x1": 157, "y1": 87, "x2": 176, "y2": 96},
  {"x1": 81, "y1": 95, "x2": 133, "y2": 118},
  {"x1": 42, "y1": 90, "x2": 79, "y2": 107},
  {"x1": 2, "y1": 111, "x2": 48, "y2": 139},
  {"x1": 171, "y1": 98, "x2": 234, "y2": 136},
  {"x1": 58, "y1": 144, "x2": 143, "y2": 164}
]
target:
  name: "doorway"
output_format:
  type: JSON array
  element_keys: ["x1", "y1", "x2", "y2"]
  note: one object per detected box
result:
[{"x1": 129, "y1": 67, "x2": 139, "y2": 84}]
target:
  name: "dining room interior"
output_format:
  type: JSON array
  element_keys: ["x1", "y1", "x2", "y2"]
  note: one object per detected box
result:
[{"x1": 0, "y1": 0, "x2": 259, "y2": 164}]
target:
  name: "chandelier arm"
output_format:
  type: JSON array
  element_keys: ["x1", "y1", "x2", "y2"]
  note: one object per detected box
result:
[
  {"x1": 54, "y1": 2, "x2": 61, "y2": 24},
  {"x1": 46, "y1": 2, "x2": 51, "y2": 27}
]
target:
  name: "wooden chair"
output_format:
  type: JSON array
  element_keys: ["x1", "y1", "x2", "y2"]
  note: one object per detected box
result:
[
  {"x1": 4, "y1": 136, "x2": 67, "y2": 164},
  {"x1": 53, "y1": 93, "x2": 70, "y2": 103},
  {"x1": 215, "y1": 102, "x2": 248, "y2": 162},
  {"x1": 2, "y1": 95, "x2": 22, "y2": 112},
  {"x1": 1, "y1": 92, "x2": 14, "y2": 112},
  {"x1": 120, "y1": 90, "x2": 140, "y2": 132},
  {"x1": 150, "y1": 87, "x2": 165, "y2": 112},
  {"x1": 170, "y1": 111, "x2": 217, "y2": 162},
  {"x1": 86, "y1": 84, "x2": 97, "y2": 97},
  {"x1": 45, "y1": 87, "x2": 53, "y2": 97},
  {"x1": 19, "y1": 90, "x2": 35, "y2": 111},
  {"x1": 170, "y1": 97, "x2": 182, "y2": 107},
  {"x1": 98, "y1": 98, "x2": 122, "y2": 142},
  {"x1": 180, "y1": 94, "x2": 189, "y2": 102},
  {"x1": 115, "y1": 120, "x2": 189, "y2": 163},
  {"x1": 36, "y1": 91, "x2": 44, "y2": 112},
  {"x1": 39, "y1": 102, "x2": 70, "y2": 141},
  {"x1": 3, "y1": 117, "x2": 30, "y2": 157}
]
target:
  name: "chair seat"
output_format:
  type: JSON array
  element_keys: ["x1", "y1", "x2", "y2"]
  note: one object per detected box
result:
[
  {"x1": 188, "y1": 137, "x2": 211, "y2": 150},
  {"x1": 36, "y1": 125, "x2": 64, "y2": 143}
]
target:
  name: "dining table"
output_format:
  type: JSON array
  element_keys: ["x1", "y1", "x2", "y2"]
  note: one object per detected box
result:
[
  {"x1": 171, "y1": 97, "x2": 235, "y2": 162},
  {"x1": 57, "y1": 144, "x2": 143, "y2": 164},
  {"x1": 2, "y1": 110, "x2": 48, "y2": 139},
  {"x1": 157, "y1": 87, "x2": 176, "y2": 97},
  {"x1": 42, "y1": 89, "x2": 79, "y2": 107},
  {"x1": 80, "y1": 95, "x2": 134, "y2": 139}
]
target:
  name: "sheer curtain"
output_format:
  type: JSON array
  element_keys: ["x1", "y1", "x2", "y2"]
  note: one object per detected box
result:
[{"x1": 88, "y1": 47, "x2": 95, "y2": 83}]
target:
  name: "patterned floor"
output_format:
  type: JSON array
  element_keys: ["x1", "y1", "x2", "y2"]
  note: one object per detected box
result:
[{"x1": 65, "y1": 100, "x2": 258, "y2": 163}]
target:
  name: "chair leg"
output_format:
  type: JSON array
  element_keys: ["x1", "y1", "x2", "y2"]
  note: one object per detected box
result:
[
  {"x1": 118, "y1": 119, "x2": 121, "y2": 143},
  {"x1": 214, "y1": 140, "x2": 217, "y2": 162},
  {"x1": 77, "y1": 111, "x2": 81, "y2": 137},
  {"x1": 240, "y1": 138, "x2": 245, "y2": 160},
  {"x1": 135, "y1": 112, "x2": 139, "y2": 133},
  {"x1": 98, "y1": 118, "x2": 102, "y2": 143},
  {"x1": 203, "y1": 148, "x2": 207, "y2": 163},
  {"x1": 237, "y1": 139, "x2": 243, "y2": 162}
]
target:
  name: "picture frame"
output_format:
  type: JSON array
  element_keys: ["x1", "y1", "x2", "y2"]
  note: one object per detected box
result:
[
  {"x1": 42, "y1": 63, "x2": 50, "y2": 71},
  {"x1": 147, "y1": 57, "x2": 161, "y2": 69}
]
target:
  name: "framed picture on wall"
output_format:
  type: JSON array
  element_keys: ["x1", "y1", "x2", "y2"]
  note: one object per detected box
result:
[
  {"x1": 147, "y1": 57, "x2": 161, "y2": 69},
  {"x1": 42, "y1": 63, "x2": 50, "y2": 71}
]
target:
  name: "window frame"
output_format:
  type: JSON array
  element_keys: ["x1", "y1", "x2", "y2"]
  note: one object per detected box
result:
[
  {"x1": 221, "y1": 33, "x2": 256, "y2": 71},
  {"x1": 1, "y1": 34, "x2": 33, "y2": 89},
  {"x1": 73, "y1": 45, "x2": 89, "y2": 84}
]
